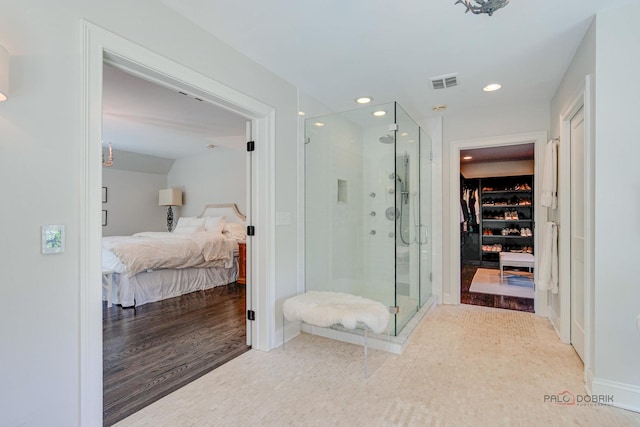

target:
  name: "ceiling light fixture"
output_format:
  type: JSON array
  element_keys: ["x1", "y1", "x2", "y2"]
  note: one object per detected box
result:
[
  {"x1": 432, "y1": 104, "x2": 447, "y2": 112},
  {"x1": 298, "y1": 111, "x2": 306, "y2": 116},
  {"x1": 456, "y1": 0, "x2": 509, "y2": 16},
  {"x1": 314, "y1": 122, "x2": 325, "y2": 127},
  {"x1": 355, "y1": 96, "x2": 373, "y2": 104},
  {"x1": 483, "y1": 83, "x2": 502, "y2": 92},
  {"x1": 463, "y1": 156, "x2": 473, "y2": 160},
  {"x1": 400, "y1": 132, "x2": 409, "y2": 137},
  {"x1": 206, "y1": 144, "x2": 216, "y2": 149},
  {"x1": 372, "y1": 110, "x2": 386, "y2": 117}
]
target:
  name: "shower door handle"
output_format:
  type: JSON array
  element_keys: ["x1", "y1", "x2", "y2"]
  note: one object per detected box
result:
[{"x1": 416, "y1": 224, "x2": 428, "y2": 245}]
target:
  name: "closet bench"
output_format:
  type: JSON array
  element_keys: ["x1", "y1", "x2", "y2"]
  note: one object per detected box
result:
[
  {"x1": 282, "y1": 291, "x2": 390, "y2": 377},
  {"x1": 499, "y1": 252, "x2": 534, "y2": 281}
]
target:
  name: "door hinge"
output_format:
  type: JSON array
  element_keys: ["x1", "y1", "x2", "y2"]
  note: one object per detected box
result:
[
  {"x1": 247, "y1": 310, "x2": 256, "y2": 321},
  {"x1": 247, "y1": 140, "x2": 255, "y2": 152},
  {"x1": 429, "y1": 151, "x2": 433, "y2": 161},
  {"x1": 430, "y1": 272, "x2": 433, "y2": 282},
  {"x1": 247, "y1": 225, "x2": 255, "y2": 236},
  {"x1": 389, "y1": 306, "x2": 399, "y2": 314},
  {"x1": 304, "y1": 137, "x2": 311, "y2": 145}
]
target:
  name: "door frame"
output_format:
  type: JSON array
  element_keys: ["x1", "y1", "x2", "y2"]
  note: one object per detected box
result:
[
  {"x1": 558, "y1": 75, "x2": 593, "y2": 387},
  {"x1": 80, "y1": 21, "x2": 276, "y2": 425},
  {"x1": 448, "y1": 131, "x2": 548, "y2": 314}
]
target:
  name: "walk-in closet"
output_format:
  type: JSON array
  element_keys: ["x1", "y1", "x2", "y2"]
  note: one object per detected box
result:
[{"x1": 459, "y1": 144, "x2": 535, "y2": 312}]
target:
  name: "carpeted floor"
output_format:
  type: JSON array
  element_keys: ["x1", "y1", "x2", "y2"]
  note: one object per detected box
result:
[{"x1": 115, "y1": 304, "x2": 640, "y2": 427}]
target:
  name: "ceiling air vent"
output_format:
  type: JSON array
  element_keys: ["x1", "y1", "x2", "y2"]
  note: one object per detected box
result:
[{"x1": 430, "y1": 73, "x2": 459, "y2": 90}]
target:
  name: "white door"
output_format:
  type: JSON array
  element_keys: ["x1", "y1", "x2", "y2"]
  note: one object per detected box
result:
[{"x1": 570, "y1": 106, "x2": 585, "y2": 361}]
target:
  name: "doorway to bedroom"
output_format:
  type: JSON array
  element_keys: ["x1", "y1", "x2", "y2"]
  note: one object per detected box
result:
[{"x1": 100, "y1": 62, "x2": 252, "y2": 426}]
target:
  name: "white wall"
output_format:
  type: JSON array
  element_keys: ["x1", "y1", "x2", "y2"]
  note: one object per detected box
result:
[
  {"x1": 0, "y1": 1, "x2": 298, "y2": 425},
  {"x1": 168, "y1": 147, "x2": 246, "y2": 217},
  {"x1": 550, "y1": 15, "x2": 596, "y2": 365},
  {"x1": 102, "y1": 168, "x2": 168, "y2": 236},
  {"x1": 592, "y1": 3, "x2": 640, "y2": 410},
  {"x1": 441, "y1": 104, "x2": 549, "y2": 303},
  {"x1": 461, "y1": 159, "x2": 534, "y2": 179}
]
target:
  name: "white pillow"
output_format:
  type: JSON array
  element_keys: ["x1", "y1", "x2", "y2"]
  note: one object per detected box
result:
[
  {"x1": 173, "y1": 216, "x2": 206, "y2": 234},
  {"x1": 223, "y1": 222, "x2": 246, "y2": 240},
  {"x1": 204, "y1": 216, "x2": 226, "y2": 234}
]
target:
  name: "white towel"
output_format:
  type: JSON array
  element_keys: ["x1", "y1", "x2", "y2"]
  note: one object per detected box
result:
[
  {"x1": 541, "y1": 140, "x2": 557, "y2": 209},
  {"x1": 539, "y1": 222, "x2": 558, "y2": 294}
]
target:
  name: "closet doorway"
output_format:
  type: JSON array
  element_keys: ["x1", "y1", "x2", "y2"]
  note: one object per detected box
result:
[
  {"x1": 449, "y1": 131, "x2": 547, "y2": 314},
  {"x1": 459, "y1": 145, "x2": 535, "y2": 312}
]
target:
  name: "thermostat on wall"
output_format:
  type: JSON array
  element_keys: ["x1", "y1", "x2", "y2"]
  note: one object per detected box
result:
[{"x1": 42, "y1": 225, "x2": 65, "y2": 254}]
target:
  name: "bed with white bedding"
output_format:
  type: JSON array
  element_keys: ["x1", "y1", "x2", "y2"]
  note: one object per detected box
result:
[{"x1": 102, "y1": 204, "x2": 247, "y2": 307}]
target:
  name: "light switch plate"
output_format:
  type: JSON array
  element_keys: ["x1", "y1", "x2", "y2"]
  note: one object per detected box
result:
[{"x1": 42, "y1": 225, "x2": 65, "y2": 254}]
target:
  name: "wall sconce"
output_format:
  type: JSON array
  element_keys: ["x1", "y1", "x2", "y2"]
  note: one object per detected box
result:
[
  {"x1": 0, "y1": 44, "x2": 9, "y2": 101},
  {"x1": 159, "y1": 188, "x2": 183, "y2": 232}
]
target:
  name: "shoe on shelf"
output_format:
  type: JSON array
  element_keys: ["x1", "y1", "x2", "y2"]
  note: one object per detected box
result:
[{"x1": 512, "y1": 211, "x2": 519, "y2": 220}]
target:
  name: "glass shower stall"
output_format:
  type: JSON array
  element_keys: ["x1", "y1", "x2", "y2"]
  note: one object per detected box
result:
[{"x1": 305, "y1": 102, "x2": 432, "y2": 336}]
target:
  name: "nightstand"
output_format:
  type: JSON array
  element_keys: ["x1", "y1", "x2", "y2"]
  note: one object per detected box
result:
[{"x1": 237, "y1": 241, "x2": 246, "y2": 285}]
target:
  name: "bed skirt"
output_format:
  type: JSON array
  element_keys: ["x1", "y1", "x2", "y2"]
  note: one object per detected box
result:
[{"x1": 110, "y1": 264, "x2": 238, "y2": 308}]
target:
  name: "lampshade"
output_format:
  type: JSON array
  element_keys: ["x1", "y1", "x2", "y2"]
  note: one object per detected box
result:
[
  {"x1": 159, "y1": 189, "x2": 183, "y2": 206},
  {"x1": 0, "y1": 44, "x2": 8, "y2": 102}
]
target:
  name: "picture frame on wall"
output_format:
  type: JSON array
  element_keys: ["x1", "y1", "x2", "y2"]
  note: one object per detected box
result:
[
  {"x1": 102, "y1": 187, "x2": 108, "y2": 203},
  {"x1": 102, "y1": 210, "x2": 108, "y2": 226}
]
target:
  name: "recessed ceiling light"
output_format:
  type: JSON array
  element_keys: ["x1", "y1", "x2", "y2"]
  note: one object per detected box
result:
[
  {"x1": 372, "y1": 110, "x2": 386, "y2": 117},
  {"x1": 432, "y1": 104, "x2": 447, "y2": 112},
  {"x1": 483, "y1": 83, "x2": 502, "y2": 92},
  {"x1": 463, "y1": 156, "x2": 473, "y2": 160},
  {"x1": 298, "y1": 111, "x2": 306, "y2": 116},
  {"x1": 314, "y1": 122, "x2": 325, "y2": 127},
  {"x1": 206, "y1": 144, "x2": 216, "y2": 149},
  {"x1": 400, "y1": 132, "x2": 409, "y2": 137},
  {"x1": 355, "y1": 96, "x2": 373, "y2": 104}
]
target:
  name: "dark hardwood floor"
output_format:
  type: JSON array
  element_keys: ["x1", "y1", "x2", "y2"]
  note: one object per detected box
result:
[
  {"x1": 103, "y1": 284, "x2": 250, "y2": 426},
  {"x1": 461, "y1": 263, "x2": 534, "y2": 313}
]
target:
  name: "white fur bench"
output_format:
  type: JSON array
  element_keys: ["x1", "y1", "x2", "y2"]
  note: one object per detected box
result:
[{"x1": 282, "y1": 291, "x2": 390, "y2": 377}]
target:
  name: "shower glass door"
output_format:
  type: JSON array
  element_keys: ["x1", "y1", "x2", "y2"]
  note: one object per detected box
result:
[{"x1": 394, "y1": 104, "x2": 420, "y2": 332}]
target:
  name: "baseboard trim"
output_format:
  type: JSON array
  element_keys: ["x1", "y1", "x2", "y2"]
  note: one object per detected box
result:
[
  {"x1": 585, "y1": 369, "x2": 594, "y2": 394},
  {"x1": 592, "y1": 377, "x2": 640, "y2": 413}
]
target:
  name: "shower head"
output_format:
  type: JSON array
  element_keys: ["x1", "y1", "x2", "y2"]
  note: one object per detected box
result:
[{"x1": 379, "y1": 134, "x2": 394, "y2": 144}]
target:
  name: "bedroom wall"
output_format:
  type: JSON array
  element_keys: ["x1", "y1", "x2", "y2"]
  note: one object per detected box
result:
[
  {"x1": 0, "y1": 1, "x2": 299, "y2": 425},
  {"x1": 102, "y1": 168, "x2": 168, "y2": 236},
  {"x1": 167, "y1": 147, "x2": 246, "y2": 217}
]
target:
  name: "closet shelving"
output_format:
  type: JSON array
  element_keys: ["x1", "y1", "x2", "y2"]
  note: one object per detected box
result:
[{"x1": 479, "y1": 175, "x2": 534, "y2": 266}]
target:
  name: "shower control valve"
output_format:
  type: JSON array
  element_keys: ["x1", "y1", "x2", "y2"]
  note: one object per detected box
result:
[{"x1": 370, "y1": 211, "x2": 376, "y2": 216}]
